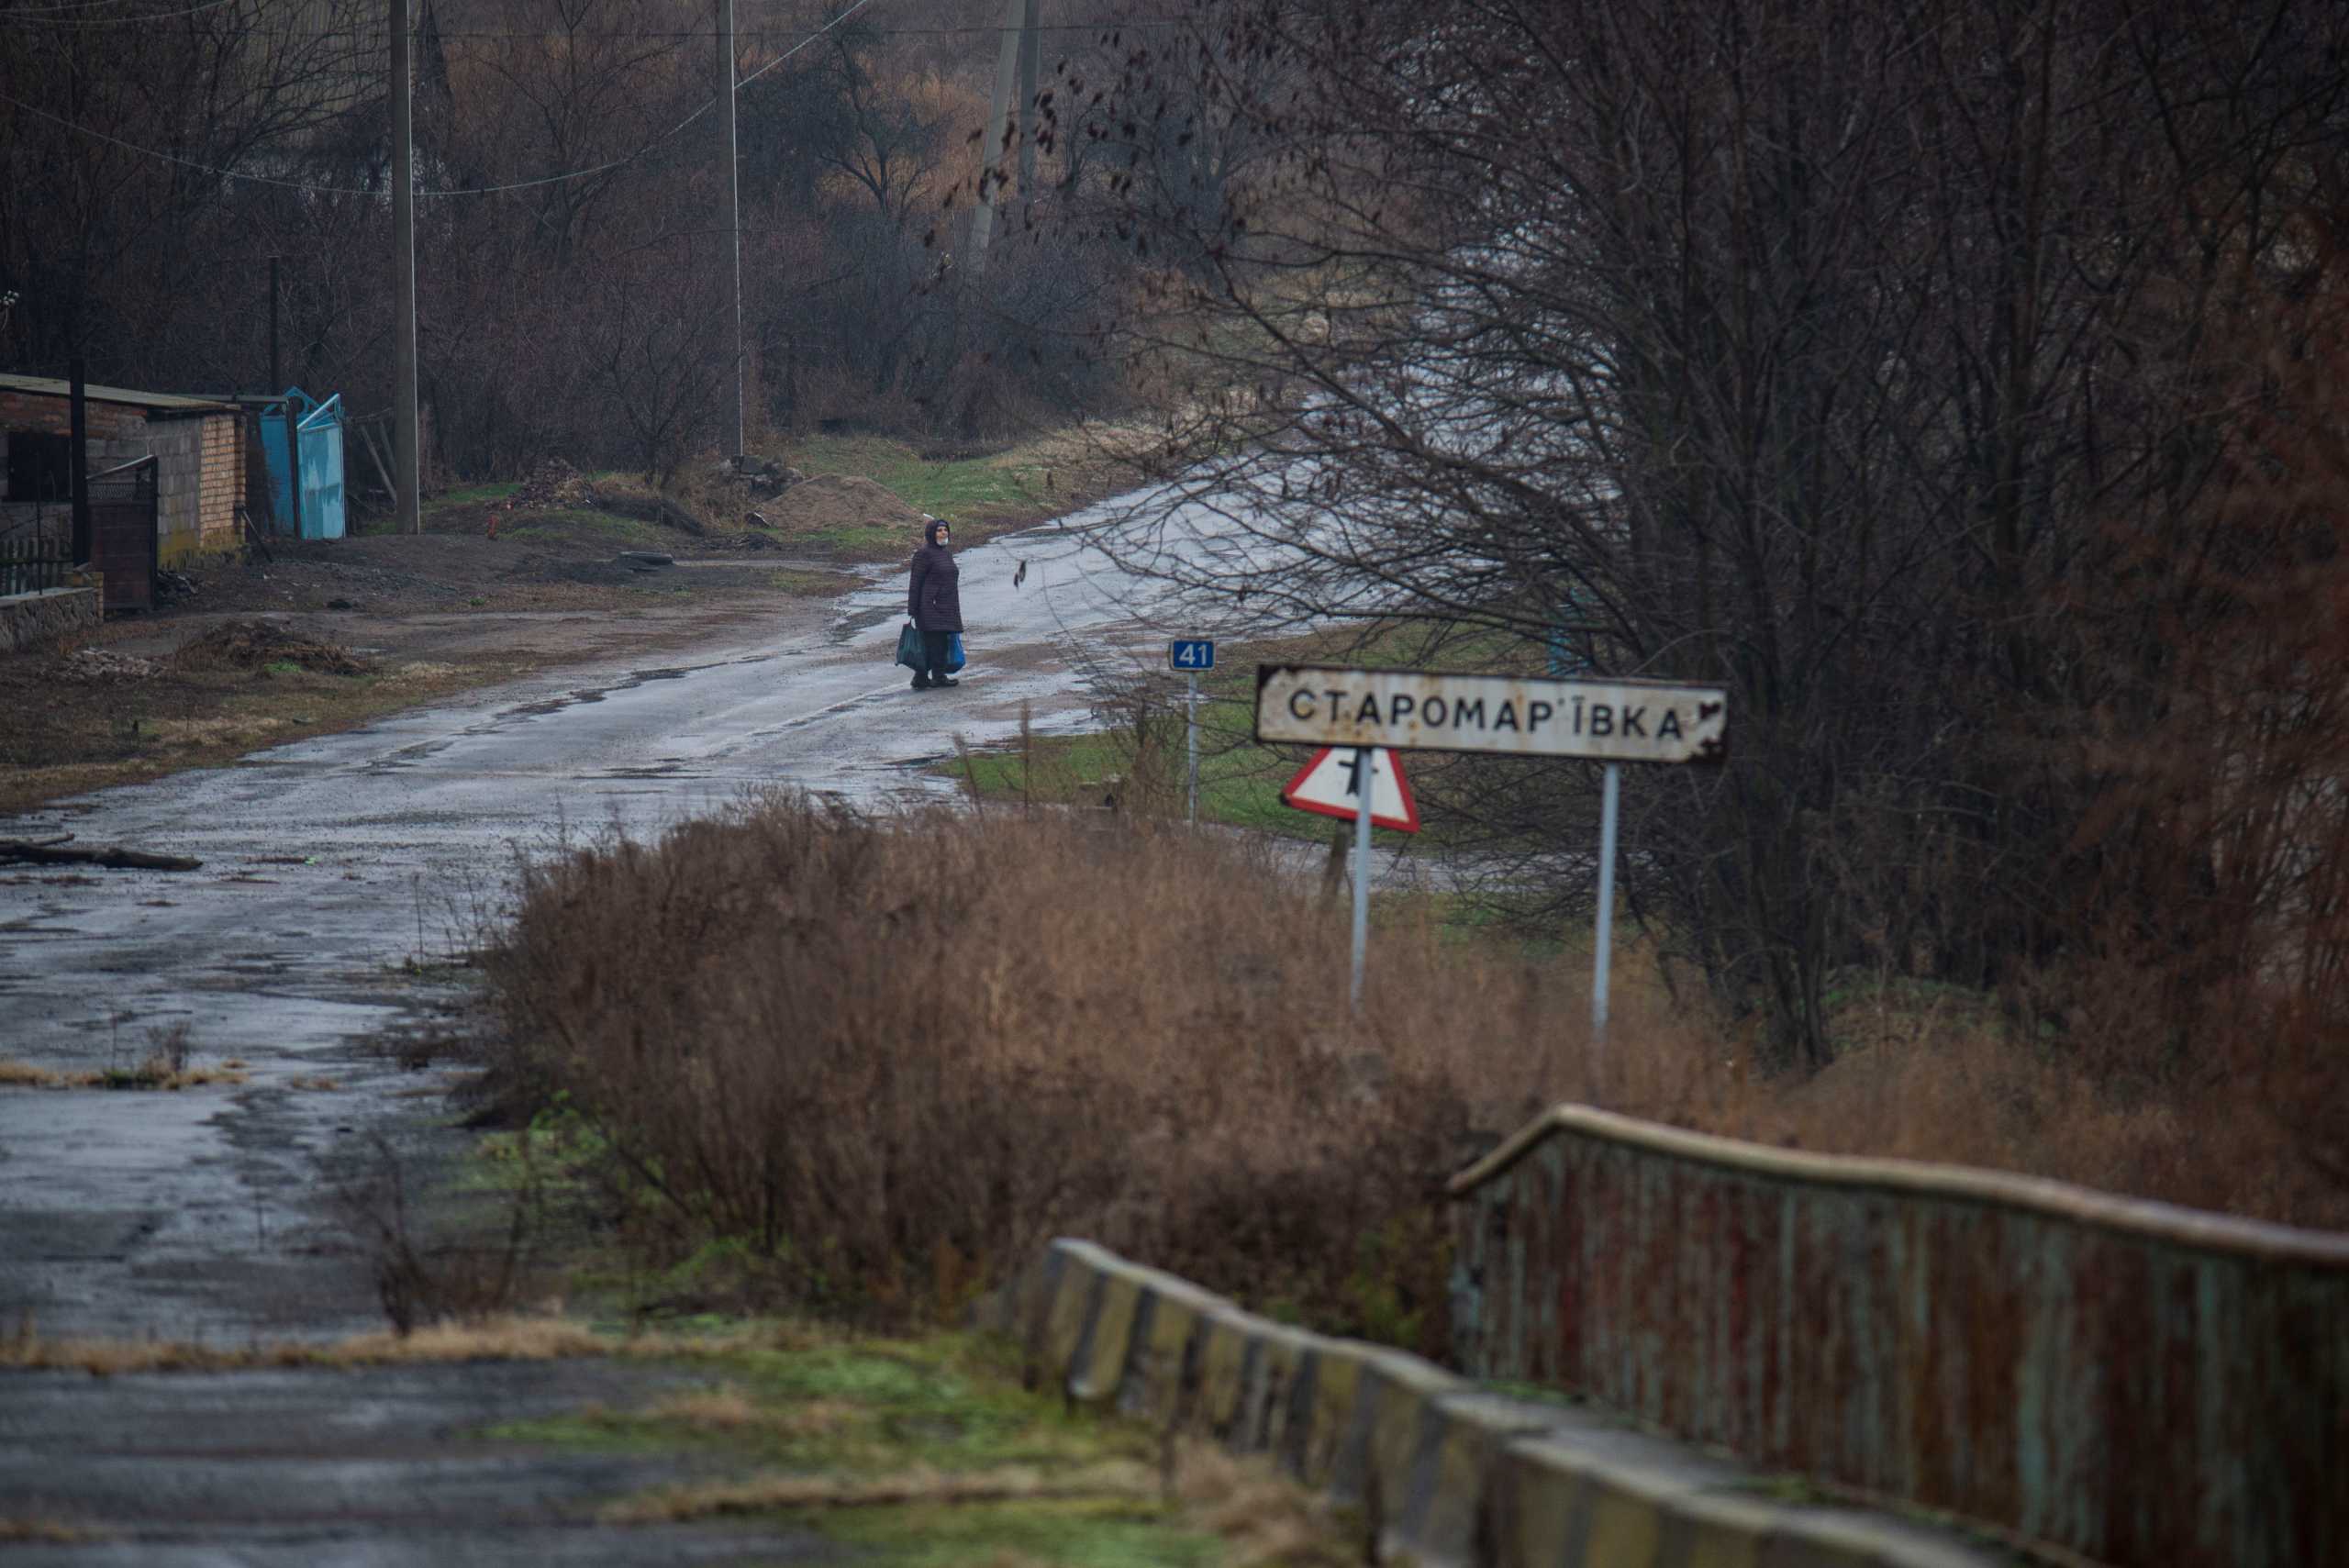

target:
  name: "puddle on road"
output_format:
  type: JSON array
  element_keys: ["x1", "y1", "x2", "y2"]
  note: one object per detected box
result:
[
  {"x1": 596, "y1": 763, "x2": 696, "y2": 780},
  {"x1": 829, "y1": 605, "x2": 897, "y2": 644}
]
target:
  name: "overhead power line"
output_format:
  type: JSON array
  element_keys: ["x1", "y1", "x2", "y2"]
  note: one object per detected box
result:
[
  {"x1": 3, "y1": 0, "x2": 239, "y2": 24},
  {"x1": 0, "y1": 0, "x2": 878, "y2": 196},
  {"x1": 5, "y1": 1, "x2": 1219, "y2": 36}
]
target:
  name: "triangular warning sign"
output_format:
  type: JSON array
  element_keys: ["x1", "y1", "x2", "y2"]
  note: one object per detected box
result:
[{"x1": 1280, "y1": 747, "x2": 1421, "y2": 833}]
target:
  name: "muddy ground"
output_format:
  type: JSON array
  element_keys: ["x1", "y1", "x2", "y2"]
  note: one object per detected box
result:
[
  {"x1": 0, "y1": 440, "x2": 1129, "y2": 818},
  {"x1": 1, "y1": 522, "x2": 863, "y2": 817}
]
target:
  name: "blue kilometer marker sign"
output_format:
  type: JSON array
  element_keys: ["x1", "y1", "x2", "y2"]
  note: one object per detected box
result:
[{"x1": 1169, "y1": 639, "x2": 1216, "y2": 671}]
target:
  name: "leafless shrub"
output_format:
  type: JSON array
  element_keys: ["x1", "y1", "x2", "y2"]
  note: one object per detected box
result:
[
  {"x1": 478, "y1": 792, "x2": 2349, "y2": 1336},
  {"x1": 479, "y1": 794, "x2": 1577, "y2": 1344},
  {"x1": 337, "y1": 1133, "x2": 549, "y2": 1336},
  {"x1": 144, "y1": 1021, "x2": 193, "y2": 1076}
]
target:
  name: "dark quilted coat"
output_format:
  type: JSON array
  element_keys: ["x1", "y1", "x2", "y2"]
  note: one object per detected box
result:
[{"x1": 908, "y1": 529, "x2": 963, "y2": 633}]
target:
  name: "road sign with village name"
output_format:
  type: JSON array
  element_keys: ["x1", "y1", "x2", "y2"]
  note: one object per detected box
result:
[
  {"x1": 1255, "y1": 665, "x2": 1728, "y2": 764},
  {"x1": 1282, "y1": 746, "x2": 1421, "y2": 833}
]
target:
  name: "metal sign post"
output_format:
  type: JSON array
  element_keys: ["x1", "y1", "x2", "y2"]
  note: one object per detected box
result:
[
  {"x1": 1277, "y1": 745, "x2": 1419, "y2": 1010},
  {"x1": 1592, "y1": 762, "x2": 1620, "y2": 1049},
  {"x1": 1256, "y1": 664, "x2": 1728, "y2": 1043},
  {"x1": 1169, "y1": 640, "x2": 1215, "y2": 829},
  {"x1": 1186, "y1": 671, "x2": 1199, "y2": 826},
  {"x1": 1353, "y1": 753, "x2": 1373, "y2": 1009}
]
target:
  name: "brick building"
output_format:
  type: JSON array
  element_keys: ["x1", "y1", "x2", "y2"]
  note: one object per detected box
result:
[{"x1": 0, "y1": 373, "x2": 246, "y2": 566}]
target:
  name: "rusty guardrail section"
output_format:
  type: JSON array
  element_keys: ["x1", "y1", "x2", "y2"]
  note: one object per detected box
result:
[{"x1": 1446, "y1": 1105, "x2": 2349, "y2": 1567}]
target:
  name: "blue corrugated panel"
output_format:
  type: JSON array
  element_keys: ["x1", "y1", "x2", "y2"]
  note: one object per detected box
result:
[{"x1": 256, "y1": 388, "x2": 346, "y2": 539}]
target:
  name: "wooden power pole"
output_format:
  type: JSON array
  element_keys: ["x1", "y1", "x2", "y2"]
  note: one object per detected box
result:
[
  {"x1": 1017, "y1": 0, "x2": 1040, "y2": 195},
  {"x1": 391, "y1": 0, "x2": 420, "y2": 534},
  {"x1": 967, "y1": 0, "x2": 1028, "y2": 275},
  {"x1": 717, "y1": 0, "x2": 743, "y2": 462}
]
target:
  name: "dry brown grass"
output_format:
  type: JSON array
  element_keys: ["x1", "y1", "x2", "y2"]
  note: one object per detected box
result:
[
  {"x1": 600, "y1": 1462, "x2": 1157, "y2": 1526},
  {"x1": 1569, "y1": 946, "x2": 2349, "y2": 1231},
  {"x1": 0, "y1": 1056, "x2": 250, "y2": 1092},
  {"x1": 480, "y1": 797, "x2": 2346, "y2": 1354},
  {"x1": 0, "y1": 1518, "x2": 105, "y2": 1544},
  {"x1": 484, "y1": 796, "x2": 1573, "y2": 1345},
  {"x1": 0, "y1": 1312, "x2": 820, "y2": 1376},
  {"x1": 1174, "y1": 1443, "x2": 1356, "y2": 1568}
]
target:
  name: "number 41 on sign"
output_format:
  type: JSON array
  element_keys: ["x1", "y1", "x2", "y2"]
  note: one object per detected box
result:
[{"x1": 1281, "y1": 747, "x2": 1421, "y2": 833}]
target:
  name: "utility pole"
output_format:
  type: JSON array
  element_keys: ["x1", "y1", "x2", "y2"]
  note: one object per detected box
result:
[
  {"x1": 68, "y1": 357, "x2": 90, "y2": 566},
  {"x1": 716, "y1": 0, "x2": 743, "y2": 462},
  {"x1": 1016, "y1": 0, "x2": 1040, "y2": 195},
  {"x1": 391, "y1": 0, "x2": 420, "y2": 534},
  {"x1": 268, "y1": 255, "x2": 282, "y2": 393},
  {"x1": 967, "y1": 0, "x2": 1025, "y2": 276}
]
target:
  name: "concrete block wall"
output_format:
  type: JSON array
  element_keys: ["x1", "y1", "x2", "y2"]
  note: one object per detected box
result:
[
  {"x1": 150, "y1": 412, "x2": 243, "y2": 564},
  {"x1": 1449, "y1": 1106, "x2": 2349, "y2": 1568},
  {"x1": 147, "y1": 417, "x2": 203, "y2": 561},
  {"x1": 0, "y1": 585, "x2": 101, "y2": 653},
  {"x1": 985, "y1": 1239, "x2": 2004, "y2": 1568}
]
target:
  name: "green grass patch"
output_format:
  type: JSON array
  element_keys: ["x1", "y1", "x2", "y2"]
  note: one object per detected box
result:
[
  {"x1": 769, "y1": 567, "x2": 859, "y2": 595},
  {"x1": 948, "y1": 721, "x2": 1332, "y2": 842},
  {"x1": 819, "y1": 1496, "x2": 1216, "y2": 1568},
  {"x1": 376, "y1": 481, "x2": 518, "y2": 537},
  {"x1": 943, "y1": 624, "x2": 1505, "y2": 845},
  {"x1": 792, "y1": 434, "x2": 1044, "y2": 522},
  {"x1": 944, "y1": 621, "x2": 1575, "y2": 856},
  {"x1": 498, "y1": 508, "x2": 674, "y2": 550},
  {"x1": 435, "y1": 481, "x2": 521, "y2": 507},
  {"x1": 477, "y1": 1326, "x2": 1271, "y2": 1566},
  {"x1": 484, "y1": 1332, "x2": 1133, "y2": 1475}
]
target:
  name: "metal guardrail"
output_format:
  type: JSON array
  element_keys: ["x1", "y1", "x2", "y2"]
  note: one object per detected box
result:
[{"x1": 1446, "y1": 1104, "x2": 2349, "y2": 1567}]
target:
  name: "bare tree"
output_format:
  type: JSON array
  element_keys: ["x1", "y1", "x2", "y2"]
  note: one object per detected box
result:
[{"x1": 1071, "y1": 0, "x2": 2349, "y2": 1068}]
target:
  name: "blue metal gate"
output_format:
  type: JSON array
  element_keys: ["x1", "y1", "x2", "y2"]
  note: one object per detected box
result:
[{"x1": 258, "y1": 387, "x2": 346, "y2": 539}]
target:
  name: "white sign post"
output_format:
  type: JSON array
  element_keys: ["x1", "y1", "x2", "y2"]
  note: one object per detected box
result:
[
  {"x1": 1278, "y1": 747, "x2": 1420, "y2": 1006},
  {"x1": 1256, "y1": 665, "x2": 1727, "y2": 1040},
  {"x1": 1353, "y1": 758, "x2": 1372, "y2": 1010}
]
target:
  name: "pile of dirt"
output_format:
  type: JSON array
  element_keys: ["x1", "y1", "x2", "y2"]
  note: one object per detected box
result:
[
  {"x1": 55, "y1": 649, "x2": 162, "y2": 683},
  {"x1": 509, "y1": 457, "x2": 600, "y2": 510},
  {"x1": 173, "y1": 618, "x2": 372, "y2": 676},
  {"x1": 760, "y1": 473, "x2": 926, "y2": 539}
]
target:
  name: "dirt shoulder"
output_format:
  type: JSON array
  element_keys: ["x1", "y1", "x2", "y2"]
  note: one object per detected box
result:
[{"x1": 1, "y1": 523, "x2": 852, "y2": 819}]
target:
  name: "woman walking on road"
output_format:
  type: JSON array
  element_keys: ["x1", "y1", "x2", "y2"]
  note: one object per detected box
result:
[{"x1": 907, "y1": 517, "x2": 963, "y2": 690}]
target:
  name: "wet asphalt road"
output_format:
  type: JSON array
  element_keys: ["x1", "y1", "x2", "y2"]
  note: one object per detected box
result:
[
  {"x1": 0, "y1": 493, "x2": 1223, "y2": 1343},
  {"x1": 0, "y1": 1360, "x2": 829, "y2": 1565},
  {"x1": 0, "y1": 492, "x2": 1416, "y2": 1562}
]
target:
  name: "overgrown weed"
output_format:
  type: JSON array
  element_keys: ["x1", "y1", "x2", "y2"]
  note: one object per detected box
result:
[
  {"x1": 474, "y1": 794, "x2": 2347, "y2": 1354},
  {"x1": 480, "y1": 795, "x2": 1571, "y2": 1347}
]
